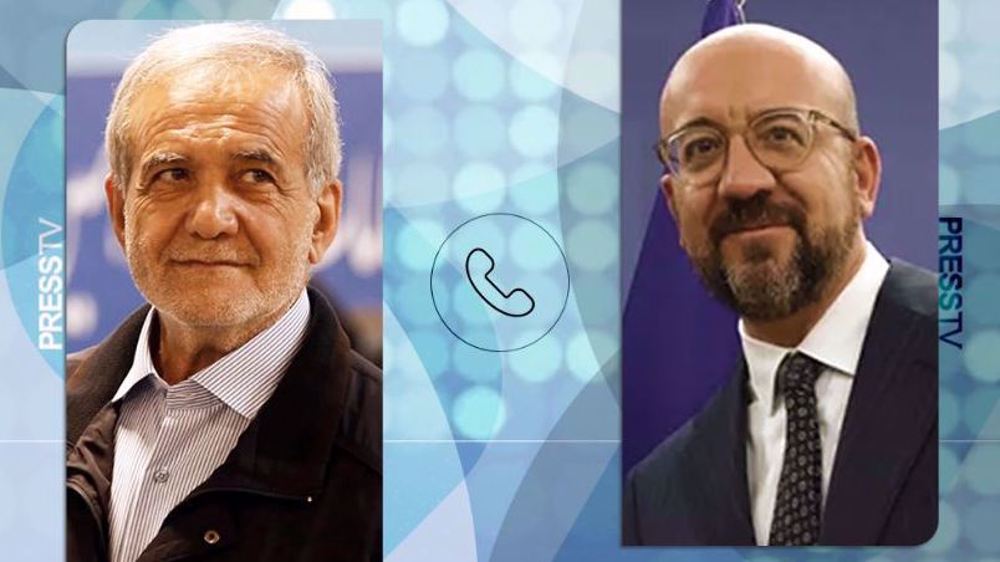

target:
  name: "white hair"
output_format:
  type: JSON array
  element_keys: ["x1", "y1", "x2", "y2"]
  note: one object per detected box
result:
[{"x1": 105, "y1": 22, "x2": 341, "y2": 194}]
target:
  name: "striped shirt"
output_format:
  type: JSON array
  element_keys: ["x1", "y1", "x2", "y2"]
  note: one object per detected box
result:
[{"x1": 107, "y1": 290, "x2": 310, "y2": 562}]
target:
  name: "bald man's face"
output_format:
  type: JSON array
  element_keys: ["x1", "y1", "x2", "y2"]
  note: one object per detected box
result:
[{"x1": 659, "y1": 36, "x2": 879, "y2": 320}]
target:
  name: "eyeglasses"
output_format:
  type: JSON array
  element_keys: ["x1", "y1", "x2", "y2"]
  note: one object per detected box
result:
[{"x1": 655, "y1": 108, "x2": 857, "y2": 186}]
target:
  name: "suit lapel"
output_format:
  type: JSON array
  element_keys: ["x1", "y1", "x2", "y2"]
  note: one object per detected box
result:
[
  {"x1": 683, "y1": 362, "x2": 755, "y2": 545},
  {"x1": 820, "y1": 261, "x2": 937, "y2": 544}
]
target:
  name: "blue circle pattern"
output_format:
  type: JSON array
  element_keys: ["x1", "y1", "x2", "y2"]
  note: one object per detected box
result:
[
  {"x1": 4, "y1": 0, "x2": 996, "y2": 560},
  {"x1": 3, "y1": 99, "x2": 64, "y2": 375},
  {"x1": 365, "y1": 0, "x2": 1000, "y2": 560},
  {"x1": 0, "y1": 0, "x2": 997, "y2": 559},
  {"x1": 380, "y1": 6, "x2": 619, "y2": 520}
]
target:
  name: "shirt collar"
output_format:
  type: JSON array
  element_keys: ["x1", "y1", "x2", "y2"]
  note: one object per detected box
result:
[
  {"x1": 111, "y1": 307, "x2": 159, "y2": 404},
  {"x1": 739, "y1": 241, "x2": 889, "y2": 412},
  {"x1": 111, "y1": 289, "x2": 311, "y2": 420}
]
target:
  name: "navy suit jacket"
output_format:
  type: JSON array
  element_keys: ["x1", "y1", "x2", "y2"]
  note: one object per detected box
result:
[{"x1": 623, "y1": 259, "x2": 938, "y2": 546}]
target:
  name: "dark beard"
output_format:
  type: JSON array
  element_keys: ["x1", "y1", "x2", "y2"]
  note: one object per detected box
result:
[{"x1": 690, "y1": 193, "x2": 857, "y2": 321}]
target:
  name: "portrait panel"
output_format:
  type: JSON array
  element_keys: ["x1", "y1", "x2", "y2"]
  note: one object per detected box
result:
[{"x1": 621, "y1": 0, "x2": 937, "y2": 547}]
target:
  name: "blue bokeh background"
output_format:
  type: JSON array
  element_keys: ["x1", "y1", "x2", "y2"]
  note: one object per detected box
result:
[{"x1": 0, "y1": 1, "x2": 997, "y2": 561}]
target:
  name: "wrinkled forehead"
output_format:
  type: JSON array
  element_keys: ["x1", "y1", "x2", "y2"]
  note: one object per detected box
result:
[
  {"x1": 129, "y1": 63, "x2": 305, "y2": 128},
  {"x1": 660, "y1": 40, "x2": 848, "y2": 135}
]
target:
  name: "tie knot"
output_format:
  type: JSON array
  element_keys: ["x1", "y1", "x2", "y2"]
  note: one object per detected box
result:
[{"x1": 777, "y1": 352, "x2": 823, "y2": 394}]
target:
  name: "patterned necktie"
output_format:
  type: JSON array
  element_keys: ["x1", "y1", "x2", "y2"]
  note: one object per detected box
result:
[{"x1": 768, "y1": 352, "x2": 825, "y2": 546}]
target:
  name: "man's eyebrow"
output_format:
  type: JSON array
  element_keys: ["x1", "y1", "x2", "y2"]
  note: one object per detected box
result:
[
  {"x1": 232, "y1": 149, "x2": 279, "y2": 166},
  {"x1": 140, "y1": 151, "x2": 188, "y2": 178},
  {"x1": 671, "y1": 108, "x2": 808, "y2": 134},
  {"x1": 669, "y1": 116, "x2": 724, "y2": 135}
]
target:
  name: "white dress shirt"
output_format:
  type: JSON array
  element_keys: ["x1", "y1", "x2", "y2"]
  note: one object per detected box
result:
[
  {"x1": 108, "y1": 290, "x2": 310, "y2": 562},
  {"x1": 740, "y1": 241, "x2": 889, "y2": 545}
]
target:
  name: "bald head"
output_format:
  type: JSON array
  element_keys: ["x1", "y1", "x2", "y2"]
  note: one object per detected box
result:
[{"x1": 660, "y1": 24, "x2": 858, "y2": 137}]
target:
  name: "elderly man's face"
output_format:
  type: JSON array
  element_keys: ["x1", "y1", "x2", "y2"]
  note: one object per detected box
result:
[
  {"x1": 106, "y1": 67, "x2": 338, "y2": 330},
  {"x1": 660, "y1": 39, "x2": 876, "y2": 320}
]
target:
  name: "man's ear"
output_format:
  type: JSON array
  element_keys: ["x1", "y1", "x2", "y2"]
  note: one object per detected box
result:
[
  {"x1": 660, "y1": 173, "x2": 680, "y2": 220},
  {"x1": 853, "y1": 136, "x2": 882, "y2": 219},
  {"x1": 308, "y1": 179, "x2": 342, "y2": 265},
  {"x1": 660, "y1": 173, "x2": 689, "y2": 250},
  {"x1": 104, "y1": 173, "x2": 127, "y2": 251}
]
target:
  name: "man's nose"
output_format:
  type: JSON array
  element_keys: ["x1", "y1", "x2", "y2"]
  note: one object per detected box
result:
[
  {"x1": 186, "y1": 183, "x2": 238, "y2": 239},
  {"x1": 717, "y1": 135, "x2": 776, "y2": 200}
]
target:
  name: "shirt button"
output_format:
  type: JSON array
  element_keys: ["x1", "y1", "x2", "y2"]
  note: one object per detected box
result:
[
  {"x1": 153, "y1": 467, "x2": 170, "y2": 483},
  {"x1": 204, "y1": 529, "x2": 221, "y2": 545}
]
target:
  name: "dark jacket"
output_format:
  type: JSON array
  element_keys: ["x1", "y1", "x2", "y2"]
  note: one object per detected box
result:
[
  {"x1": 67, "y1": 288, "x2": 382, "y2": 561},
  {"x1": 624, "y1": 259, "x2": 938, "y2": 546}
]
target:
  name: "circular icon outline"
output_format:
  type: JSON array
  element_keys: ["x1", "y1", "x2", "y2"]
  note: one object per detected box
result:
[{"x1": 429, "y1": 212, "x2": 571, "y2": 352}]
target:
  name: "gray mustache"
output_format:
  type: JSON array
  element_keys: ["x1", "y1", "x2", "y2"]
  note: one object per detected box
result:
[{"x1": 166, "y1": 247, "x2": 259, "y2": 266}]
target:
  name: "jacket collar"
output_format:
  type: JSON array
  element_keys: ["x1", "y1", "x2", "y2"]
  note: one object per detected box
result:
[
  {"x1": 191, "y1": 287, "x2": 355, "y2": 498},
  {"x1": 67, "y1": 287, "x2": 356, "y2": 499},
  {"x1": 67, "y1": 305, "x2": 149, "y2": 446},
  {"x1": 819, "y1": 259, "x2": 937, "y2": 544}
]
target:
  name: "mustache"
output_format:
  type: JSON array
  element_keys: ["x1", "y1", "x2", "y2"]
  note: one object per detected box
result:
[
  {"x1": 166, "y1": 245, "x2": 259, "y2": 266},
  {"x1": 708, "y1": 194, "x2": 807, "y2": 246}
]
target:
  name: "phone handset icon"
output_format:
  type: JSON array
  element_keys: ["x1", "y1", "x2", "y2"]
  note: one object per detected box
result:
[{"x1": 465, "y1": 247, "x2": 536, "y2": 318}]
